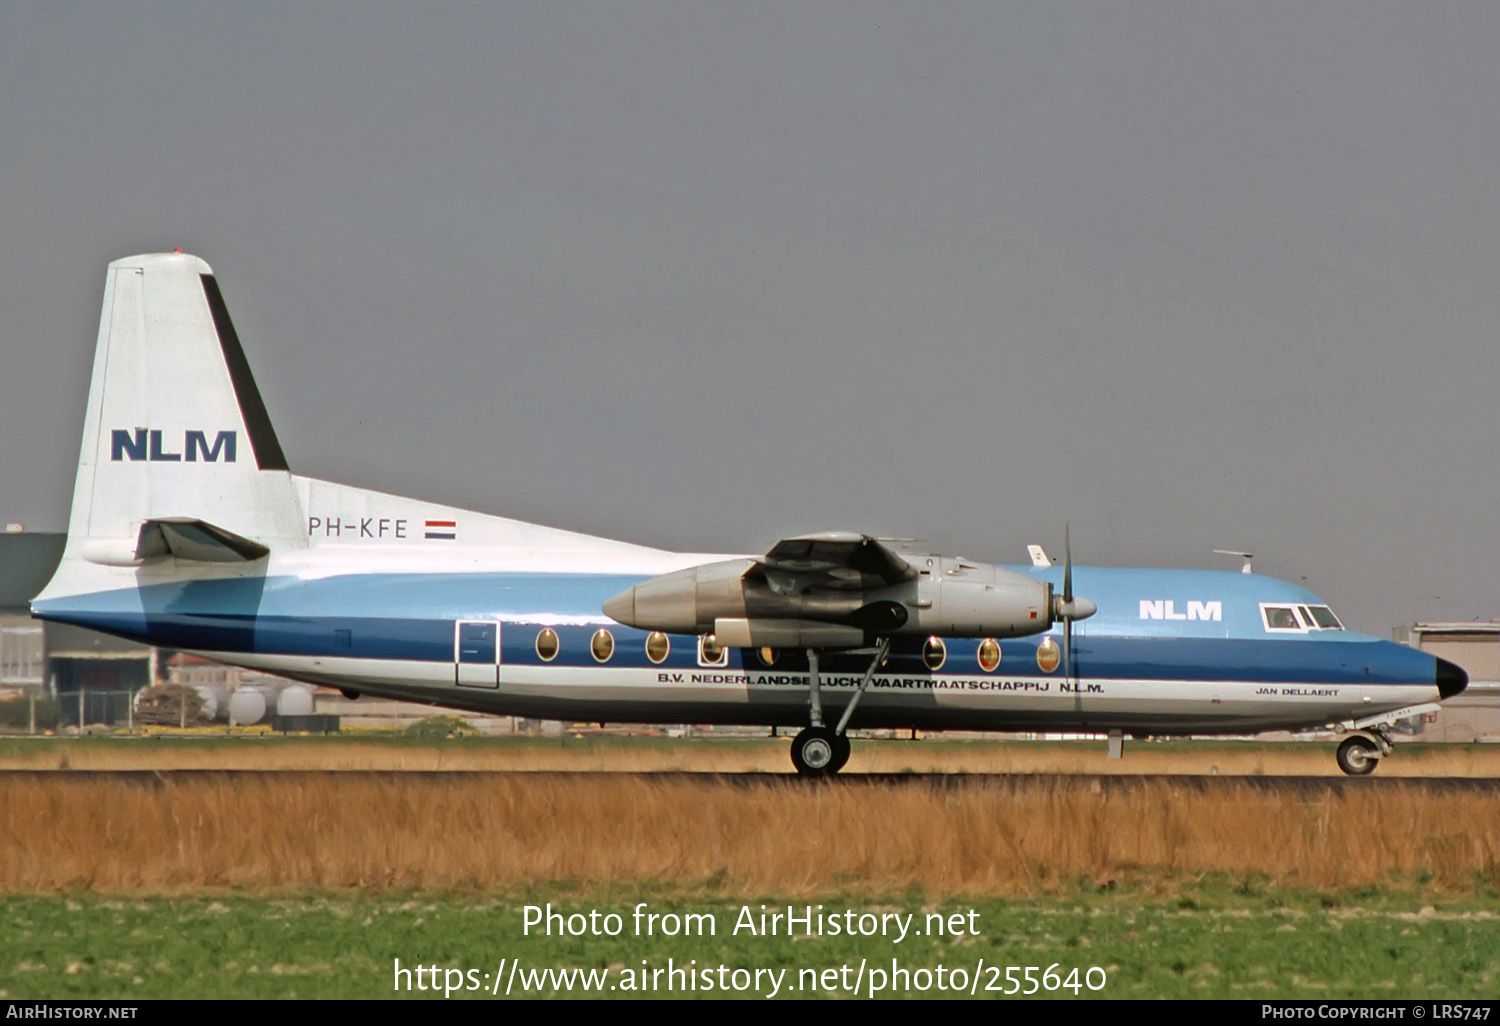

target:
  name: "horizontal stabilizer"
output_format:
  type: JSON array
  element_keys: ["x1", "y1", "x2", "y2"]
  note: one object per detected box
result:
[{"x1": 136, "y1": 518, "x2": 269, "y2": 562}]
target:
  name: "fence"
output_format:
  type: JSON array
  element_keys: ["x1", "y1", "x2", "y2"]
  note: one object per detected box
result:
[
  {"x1": 60, "y1": 689, "x2": 137, "y2": 729},
  {"x1": 0, "y1": 689, "x2": 140, "y2": 733}
]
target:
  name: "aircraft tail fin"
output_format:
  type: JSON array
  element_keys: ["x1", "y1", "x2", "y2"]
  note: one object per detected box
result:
[{"x1": 54, "y1": 252, "x2": 305, "y2": 569}]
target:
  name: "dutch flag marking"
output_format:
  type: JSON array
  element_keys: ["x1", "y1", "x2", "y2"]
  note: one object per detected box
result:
[{"x1": 424, "y1": 519, "x2": 457, "y2": 540}]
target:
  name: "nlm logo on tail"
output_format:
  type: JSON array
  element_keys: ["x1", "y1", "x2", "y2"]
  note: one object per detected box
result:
[{"x1": 110, "y1": 429, "x2": 237, "y2": 463}]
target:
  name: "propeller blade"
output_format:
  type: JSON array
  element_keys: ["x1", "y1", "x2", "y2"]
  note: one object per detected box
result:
[
  {"x1": 1063, "y1": 614, "x2": 1072, "y2": 685},
  {"x1": 1053, "y1": 524, "x2": 1098, "y2": 620},
  {"x1": 1063, "y1": 523, "x2": 1073, "y2": 605},
  {"x1": 1049, "y1": 524, "x2": 1095, "y2": 682}
]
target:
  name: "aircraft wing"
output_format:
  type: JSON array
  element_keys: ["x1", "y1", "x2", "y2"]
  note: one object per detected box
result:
[{"x1": 755, "y1": 532, "x2": 918, "y2": 592}]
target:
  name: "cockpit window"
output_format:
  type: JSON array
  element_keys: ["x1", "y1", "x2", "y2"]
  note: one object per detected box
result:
[
  {"x1": 1263, "y1": 606, "x2": 1300, "y2": 630},
  {"x1": 1307, "y1": 605, "x2": 1343, "y2": 629},
  {"x1": 1262, "y1": 603, "x2": 1343, "y2": 632}
]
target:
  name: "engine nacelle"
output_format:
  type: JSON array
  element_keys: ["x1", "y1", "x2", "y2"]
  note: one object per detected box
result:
[
  {"x1": 603, "y1": 554, "x2": 1068, "y2": 642},
  {"x1": 909, "y1": 564, "x2": 1055, "y2": 637},
  {"x1": 602, "y1": 559, "x2": 757, "y2": 633}
]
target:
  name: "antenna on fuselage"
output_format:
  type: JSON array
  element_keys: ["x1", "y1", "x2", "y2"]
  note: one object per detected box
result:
[{"x1": 1214, "y1": 550, "x2": 1254, "y2": 574}]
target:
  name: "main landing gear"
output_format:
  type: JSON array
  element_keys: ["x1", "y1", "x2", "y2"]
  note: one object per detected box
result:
[{"x1": 790, "y1": 638, "x2": 891, "y2": 777}]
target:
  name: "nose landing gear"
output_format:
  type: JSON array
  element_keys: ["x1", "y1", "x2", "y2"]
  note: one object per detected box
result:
[{"x1": 1332, "y1": 704, "x2": 1440, "y2": 776}]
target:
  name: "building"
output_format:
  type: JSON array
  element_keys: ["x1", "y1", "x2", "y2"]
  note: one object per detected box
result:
[
  {"x1": 0, "y1": 528, "x2": 57, "y2": 692},
  {"x1": 1402, "y1": 621, "x2": 1500, "y2": 743},
  {"x1": 0, "y1": 529, "x2": 153, "y2": 723}
]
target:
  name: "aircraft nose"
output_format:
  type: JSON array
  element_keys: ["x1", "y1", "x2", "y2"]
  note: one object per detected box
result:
[{"x1": 1435, "y1": 657, "x2": 1468, "y2": 699}]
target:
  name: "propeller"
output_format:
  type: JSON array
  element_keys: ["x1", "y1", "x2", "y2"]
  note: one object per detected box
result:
[{"x1": 1051, "y1": 524, "x2": 1098, "y2": 683}]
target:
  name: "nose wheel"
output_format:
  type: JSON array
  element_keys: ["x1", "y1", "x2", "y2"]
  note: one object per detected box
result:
[{"x1": 1336, "y1": 735, "x2": 1380, "y2": 776}]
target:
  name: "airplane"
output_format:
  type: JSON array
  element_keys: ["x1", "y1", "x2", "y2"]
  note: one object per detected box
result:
[{"x1": 30, "y1": 252, "x2": 1468, "y2": 776}]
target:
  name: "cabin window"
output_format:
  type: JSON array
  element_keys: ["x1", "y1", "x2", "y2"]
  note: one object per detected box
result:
[
  {"x1": 591, "y1": 629, "x2": 615, "y2": 662},
  {"x1": 758, "y1": 646, "x2": 778, "y2": 667},
  {"x1": 699, "y1": 634, "x2": 728, "y2": 667},
  {"x1": 923, "y1": 636, "x2": 947, "y2": 671},
  {"x1": 535, "y1": 628, "x2": 559, "y2": 661},
  {"x1": 977, "y1": 638, "x2": 1001, "y2": 672},
  {"x1": 645, "y1": 631, "x2": 670, "y2": 664}
]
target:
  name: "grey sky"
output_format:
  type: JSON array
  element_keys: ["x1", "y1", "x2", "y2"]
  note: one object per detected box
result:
[{"x1": 2, "y1": 3, "x2": 1496, "y2": 635}]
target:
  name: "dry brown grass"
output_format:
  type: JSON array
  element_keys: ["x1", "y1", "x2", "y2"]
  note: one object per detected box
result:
[
  {"x1": 6, "y1": 736, "x2": 1500, "y2": 776},
  {"x1": 3, "y1": 773, "x2": 1499, "y2": 896}
]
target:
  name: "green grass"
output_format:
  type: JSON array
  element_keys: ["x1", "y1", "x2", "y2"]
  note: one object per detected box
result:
[{"x1": 3, "y1": 888, "x2": 1497, "y2": 999}]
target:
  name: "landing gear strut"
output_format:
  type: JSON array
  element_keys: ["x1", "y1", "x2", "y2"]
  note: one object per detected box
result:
[{"x1": 790, "y1": 639, "x2": 889, "y2": 776}]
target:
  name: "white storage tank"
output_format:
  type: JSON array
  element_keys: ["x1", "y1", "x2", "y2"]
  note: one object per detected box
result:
[
  {"x1": 227, "y1": 688, "x2": 267, "y2": 726},
  {"x1": 275, "y1": 684, "x2": 315, "y2": 717}
]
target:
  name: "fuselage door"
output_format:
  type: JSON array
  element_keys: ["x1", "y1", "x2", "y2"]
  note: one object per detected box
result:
[{"x1": 455, "y1": 620, "x2": 501, "y2": 689}]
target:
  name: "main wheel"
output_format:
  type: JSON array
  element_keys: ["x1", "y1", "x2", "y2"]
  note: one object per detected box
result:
[
  {"x1": 1336, "y1": 735, "x2": 1380, "y2": 776},
  {"x1": 791, "y1": 727, "x2": 841, "y2": 776},
  {"x1": 830, "y1": 733, "x2": 852, "y2": 773}
]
